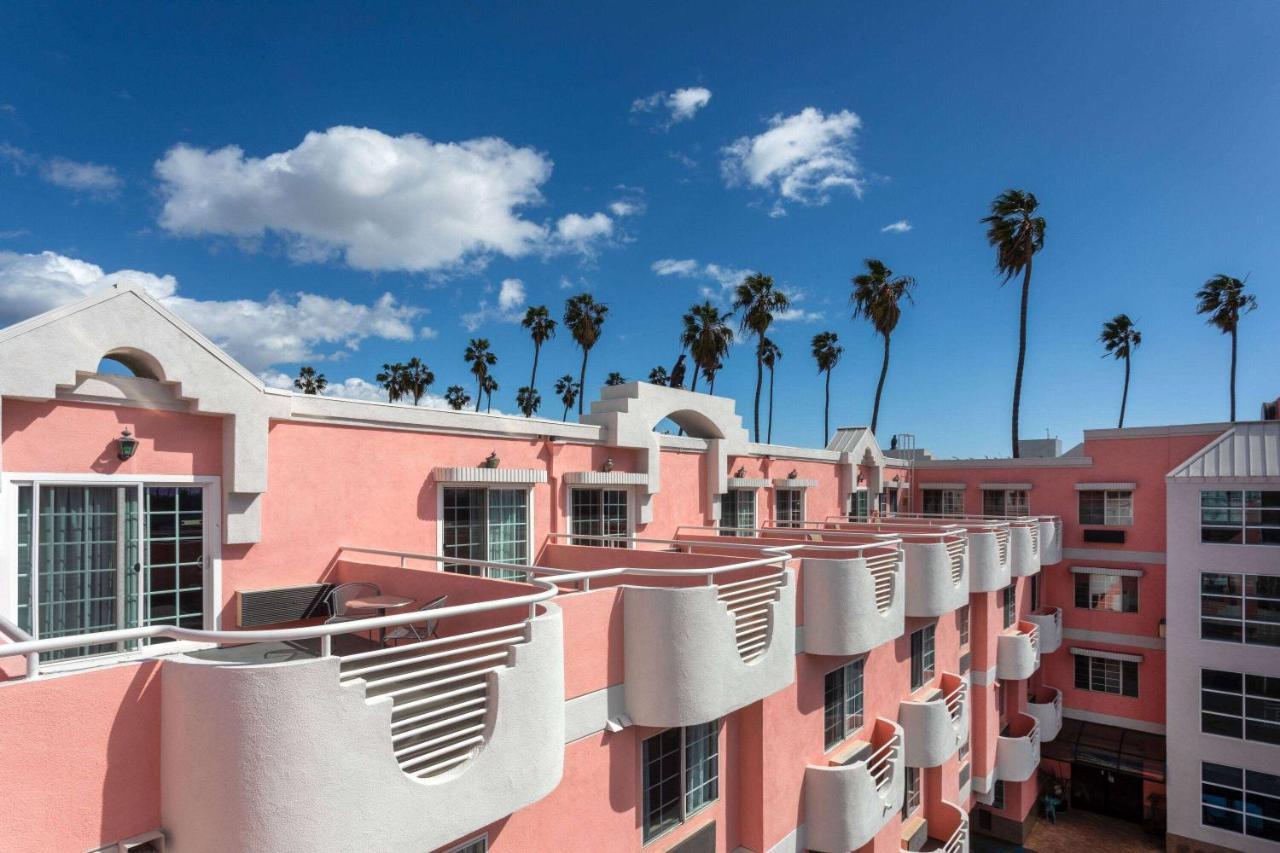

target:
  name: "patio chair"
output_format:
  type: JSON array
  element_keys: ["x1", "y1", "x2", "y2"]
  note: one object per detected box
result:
[
  {"x1": 323, "y1": 582, "x2": 382, "y2": 620},
  {"x1": 382, "y1": 594, "x2": 448, "y2": 646}
]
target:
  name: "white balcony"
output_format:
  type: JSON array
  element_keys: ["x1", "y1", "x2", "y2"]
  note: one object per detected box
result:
[
  {"x1": 806, "y1": 719, "x2": 905, "y2": 852},
  {"x1": 1026, "y1": 606, "x2": 1063, "y2": 654},
  {"x1": 904, "y1": 800, "x2": 969, "y2": 853},
  {"x1": 1038, "y1": 516, "x2": 1062, "y2": 565},
  {"x1": 901, "y1": 532, "x2": 969, "y2": 618},
  {"x1": 622, "y1": 568, "x2": 796, "y2": 727},
  {"x1": 802, "y1": 544, "x2": 904, "y2": 656},
  {"x1": 964, "y1": 523, "x2": 1013, "y2": 593},
  {"x1": 996, "y1": 620, "x2": 1040, "y2": 681},
  {"x1": 1027, "y1": 685, "x2": 1063, "y2": 742},
  {"x1": 900, "y1": 672, "x2": 968, "y2": 767},
  {"x1": 995, "y1": 712, "x2": 1041, "y2": 782},
  {"x1": 1008, "y1": 519, "x2": 1041, "y2": 577}
]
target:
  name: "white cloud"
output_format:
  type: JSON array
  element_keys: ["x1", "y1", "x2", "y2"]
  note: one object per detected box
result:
[
  {"x1": 632, "y1": 87, "x2": 712, "y2": 127},
  {"x1": 461, "y1": 276, "x2": 527, "y2": 331},
  {"x1": 0, "y1": 250, "x2": 423, "y2": 371},
  {"x1": 651, "y1": 257, "x2": 755, "y2": 302},
  {"x1": 554, "y1": 211, "x2": 614, "y2": 250},
  {"x1": 608, "y1": 198, "x2": 645, "y2": 217},
  {"x1": 154, "y1": 126, "x2": 556, "y2": 272},
  {"x1": 261, "y1": 370, "x2": 451, "y2": 408},
  {"x1": 0, "y1": 144, "x2": 122, "y2": 197},
  {"x1": 497, "y1": 278, "x2": 526, "y2": 311},
  {"x1": 651, "y1": 258, "x2": 700, "y2": 277},
  {"x1": 881, "y1": 219, "x2": 912, "y2": 234},
  {"x1": 419, "y1": 326, "x2": 439, "y2": 340},
  {"x1": 721, "y1": 107, "x2": 865, "y2": 211}
]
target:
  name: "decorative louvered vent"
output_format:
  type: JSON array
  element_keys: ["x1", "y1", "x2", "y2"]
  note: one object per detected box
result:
[{"x1": 237, "y1": 583, "x2": 333, "y2": 627}]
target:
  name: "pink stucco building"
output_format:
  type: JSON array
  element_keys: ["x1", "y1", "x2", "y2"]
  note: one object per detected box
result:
[{"x1": 0, "y1": 285, "x2": 1276, "y2": 853}]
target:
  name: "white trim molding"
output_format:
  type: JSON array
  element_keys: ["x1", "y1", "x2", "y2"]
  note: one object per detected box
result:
[
  {"x1": 1070, "y1": 565, "x2": 1145, "y2": 577},
  {"x1": 1068, "y1": 646, "x2": 1144, "y2": 663},
  {"x1": 772, "y1": 478, "x2": 818, "y2": 489},
  {"x1": 979, "y1": 482, "x2": 1033, "y2": 490},
  {"x1": 1062, "y1": 628, "x2": 1165, "y2": 650},
  {"x1": 727, "y1": 478, "x2": 771, "y2": 489},
  {"x1": 1062, "y1": 707, "x2": 1166, "y2": 734},
  {"x1": 1074, "y1": 482, "x2": 1137, "y2": 491},
  {"x1": 562, "y1": 471, "x2": 650, "y2": 486},
  {"x1": 919, "y1": 482, "x2": 966, "y2": 490},
  {"x1": 433, "y1": 467, "x2": 548, "y2": 485}
]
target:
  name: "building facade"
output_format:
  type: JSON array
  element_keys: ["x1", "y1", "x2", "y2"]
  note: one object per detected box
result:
[{"x1": 0, "y1": 285, "x2": 1274, "y2": 853}]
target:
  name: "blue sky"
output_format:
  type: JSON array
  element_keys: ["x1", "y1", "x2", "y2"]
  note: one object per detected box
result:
[{"x1": 1, "y1": 2, "x2": 1276, "y2": 457}]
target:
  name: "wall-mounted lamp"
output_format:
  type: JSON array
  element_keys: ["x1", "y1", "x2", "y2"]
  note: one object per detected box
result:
[
  {"x1": 787, "y1": 469, "x2": 798, "y2": 479},
  {"x1": 602, "y1": 457, "x2": 615, "y2": 473},
  {"x1": 116, "y1": 428, "x2": 138, "y2": 461},
  {"x1": 857, "y1": 473, "x2": 866, "y2": 484},
  {"x1": 892, "y1": 474, "x2": 902, "y2": 484},
  {"x1": 1157, "y1": 618, "x2": 1167, "y2": 639},
  {"x1": 734, "y1": 466, "x2": 746, "y2": 478},
  {"x1": 481, "y1": 451, "x2": 500, "y2": 469}
]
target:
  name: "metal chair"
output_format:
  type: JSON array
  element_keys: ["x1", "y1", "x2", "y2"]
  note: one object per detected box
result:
[
  {"x1": 323, "y1": 582, "x2": 382, "y2": 620},
  {"x1": 382, "y1": 594, "x2": 448, "y2": 646}
]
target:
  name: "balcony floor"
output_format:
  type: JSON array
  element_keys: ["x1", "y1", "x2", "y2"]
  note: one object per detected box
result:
[
  {"x1": 187, "y1": 634, "x2": 378, "y2": 664},
  {"x1": 972, "y1": 809, "x2": 1162, "y2": 853}
]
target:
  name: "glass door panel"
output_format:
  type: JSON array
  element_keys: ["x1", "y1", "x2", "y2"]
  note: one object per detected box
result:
[
  {"x1": 36, "y1": 485, "x2": 122, "y2": 659},
  {"x1": 144, "y1": 486, "x2": 206, "y2": 636}
]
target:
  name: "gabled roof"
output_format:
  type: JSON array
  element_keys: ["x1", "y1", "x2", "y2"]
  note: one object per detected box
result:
[
  {"x1": 1168, "y1": 422, "x2": 1280, "y2": 480},
  {"x1": 825, "y1": 426, "x2": 885, "y2": 468}
]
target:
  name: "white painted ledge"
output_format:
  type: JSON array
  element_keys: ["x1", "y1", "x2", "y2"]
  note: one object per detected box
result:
[
  {"x1": 561, "y1": 471, "x2": 649, "y2": 486},
  {"x1": 726, "y1": 478, "x2": 771, "y2": 489},
  {"x1": 773, "y1": 478, "x2": 818, "y2": 488},
  {"x1": 432, "y1": 466, "x2": 548, "y2": 484}
]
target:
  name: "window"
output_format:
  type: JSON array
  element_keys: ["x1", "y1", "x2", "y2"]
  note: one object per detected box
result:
[
  {"x1": 1002, "y1": 585, "x2": 1016, "y2": 629},
  {"x1": 902, "y1": 766, "x2": 921, "y2": 819},
  {"x1": 1201, "y1": 762, "x2": 1280, "y2": 843},
  {"x1": 1201, "y1": 490, "x2": 1280, "y2": 545},
  {"x1": 983, "y1": 489, "x2": 1029, "y2": 517},
  {"x1": 848, "y1": 489, "x2": 870, "y2": 522},
  {"x1": 1079, "y1": 490, "x2": 1134, "y2": 526},
  {"x1": 992, "y1": 780, "x2": 1006, "y2": 811},
  {"x1": 922, "y1": 488, "x2": 964, "y2": 516},
  {"x1": 1074, "y1": 654, "x2": 1139, "y2": 697},
  {"x1": 642, "y1": 722, "x2": 720, "y2": 843},
  {"x1": 570, "y1": 488, "x2": 629, "y2": 546},
  {"x1": 1200, "y1": 573, "x2": 1280, "y2": 646},
  {"x1": 958, "y1": 605, "x2": 970, "y2": 648},
  {"x1": 823, "y1": 659, "x2": 865, "y2": 749},
  {"x1": 1074, "y1": 573, "x2": 1138, "y2": 612},
  {"x1": 445, "y1": 837, "x2": 487, "y2": 853},
  {"x1": 720, "y1": 489, "x2": 755, "y2": 536},
  {"x1": 442, "y1": 487, "x2": 529, "y2": 579},
  {"x1": 879, "y1": 488, "x2": 899, "y2": 514},
  {"x1": 1030, "y1": 574, "x2": 1041, "y2": 611},
  {"x1": 1201, "y1": 668, "x2": 1280, "y2": 745},
  {"x1": 910, "y1": 625, "x2": 935, "y2": 690},
  {"x1": 775, "y1": 488, "x2": 804, "y2": 528}
]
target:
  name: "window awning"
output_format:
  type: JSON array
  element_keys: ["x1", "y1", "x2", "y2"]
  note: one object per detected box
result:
[
  {"x1": 726, "y1": 478, "x2": 771, "y2": 489},
  {"x1": 1073, "y1": 482, "x2": 1137, "y2": 491},
  {"x1": 562, "y1": 471, "x2": 649, "y2": 486},
  {"x1": 1040, "y1": 718, "x2": 1166, "y2": 782},
  {"x1": 1069, "y1": 646, "x2": 1143, "y2": 663},
  {"x1": 920, "y1": 482, "x2": 966, "y2": 490},
  {"x1": 1070, "y1": 565, "x2": 1145, "y2": 577},
  {"x1": 433, "y1": 467, "x2": 547, "y2": 484},
  {"x1": 979, "y1": 482, "x2": 1033, "y2": 490},
  {"x1": 772, "y1": 478, "x2": 818, "y2": 488}
]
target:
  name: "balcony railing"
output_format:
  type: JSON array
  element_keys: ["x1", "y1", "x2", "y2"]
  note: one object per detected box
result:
[
  {"x1": 1027, "y1": 606, "x2": 1063, "y2": 654},
  {"x1": 892, "y1": 512, "x2": 1044, "y2": 577},
  {"x1": 1027, "y1": 685, "x2": 1064, "y2": 742},
  {"x1": 818, "y1": 519, "x2": 968, "y2": 617},
  {"x1": 996, "y1": 620, "x2": 1040, "y2": 681},
  {"x1": 995, "y1": 712, "x2": 1041, "y2": 782},
  {"x1": 805, "y1": 719, "x2": 905, "y2": 852},
  {"x1": 1037, "y1": 516, "x2": 1063, "y2": 565},
  {"x1": 900, "y1": 672, "x2": 968, "y2": 767}
]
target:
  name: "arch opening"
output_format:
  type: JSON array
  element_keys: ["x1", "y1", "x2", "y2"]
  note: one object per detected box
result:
[
  {"x1": 98, "y1": 347, "x2": 166, "y2": 381},
  {"x1": 651, "y1": 408, "x2": 726, "y2": 440}
]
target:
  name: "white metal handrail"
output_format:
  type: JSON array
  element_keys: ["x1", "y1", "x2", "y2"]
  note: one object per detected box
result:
[
  {"x1": 942, "y1": 813, "x2": 968, "y2": 853},
  {"x1": 670, "y1": 525, "x2": 903, "y2": 556},
  {"x1": 867, "y1": 732, "x2": 900, "y2": 794},
  {"x1": 0, "y1": 613, "x2": 39, "y2": 677},
  {"x1": 945, "y1": 538, "x2": 966, "y2": 584},
  {"x1": 815, "y1": 518, "x2": 966, "y2": 544},
  {"x1": 944, "y1": 679, "x2": 966, "y2": 726}
]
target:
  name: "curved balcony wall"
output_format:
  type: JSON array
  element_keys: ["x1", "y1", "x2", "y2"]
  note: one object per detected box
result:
[
  {"x1": 1026, "y1": 607, "x2": 1063, "y2": 654},
  {"x1": 623, "y1": 570, "x2": 796, "y2": 727},
  {"x1": 996, "y1": 621, "x2": 1040, "y2": 681},
  {"x1": 903, "y1": 539, "x2": 968, "y2": 618},
  {"x1": 995, "y1": 712, "x2": 1041, "y2": 783},
  {"x1": 803, "y1": 551, "x2": 904, "y2": 656},
  {"x1": 1027, "y1": 686, "x2": 1063, "y2": 742},
  {"x1": 899, "y1": 673, "x2": 968, "y2": 768},
  {"x1": 160, "y1": 606, "x2": 565, "y2": 853},
  {"x1": 967, "y1": 528, "x2": 1012, "y2": 593},
  {"x1": 919, "y1": 800, "x2": 969, "y2": 853},
  {"x1": 1038, "y1": 517, "x2": 1062, "y2": 565},
  {"x1": 1008, "y1": 522, "x2": 1041, "y2": 577},
  {"x1": 805, "y1": 719, "x2": 904, "y2": 852}
]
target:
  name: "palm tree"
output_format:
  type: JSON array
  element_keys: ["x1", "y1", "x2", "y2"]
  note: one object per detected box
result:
[
  {"x1": 982, "y1": 189, "x2": 1046, "y2": 457},
  {"x1": 444, "y1": 385, "x2": 471, "y2": 411},
  {"x1": 517, "y1": 386, "x2": 541, "y2": 417},
  {"x1": 732, "y1": 273, "x2": 791, "y2": 441},
  {"x1": 811, "y1": 331, "x2": 844, "y2": 446},
  {"x1": 704, "y1": 356, "x2": 723, "y2": 394},
  {"x1": 293, "y1": 365, "x2": 327, "y2": 395},
  {"x1": 851, "y1": 258, "x2": 916, "y2": 436},
  {"x1": 1196, "y1": 275, "x2": 1259, "y2": 421},
  {"x1": 375, "y1": 362, "x2": 405, "y2": 403},
  {"x1": 647, "y1": 365, "x2": 669, "y2": 386},
  {"x1": 463, "y1": 338, "x2": 497, "y2": 413},
  {"x1": 760, "y1": 338, "x2": 781, "y2": 443},
  {"x1": 400, "y1": 357, "x2": 435, "y2": 406},
  {"x1": 605, "y1": 371, "x2": 626, "y2": 386},
  {"x1": 564, "y1": 294, "x2": 608, "y2": 415},
  {"x1": 481, "y1": 374, "x2": 498, "y2": 413},
  {"x1": 1099, "y1": 314, "x2": 1142, "y2": 428},
  {"x1": 555, "y1": 374, "x2": 579, "y2": 421},
  {"x1": 521, "y1": 305, "x2": 556, "y2": 416},
  {"x1": 681, "y1": 301, "x2": 734, "y2": 393}
]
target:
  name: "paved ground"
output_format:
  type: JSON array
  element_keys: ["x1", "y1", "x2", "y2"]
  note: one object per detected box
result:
[{"x1": 975, "y1": 810, "x2": 1164, "y2": 853}]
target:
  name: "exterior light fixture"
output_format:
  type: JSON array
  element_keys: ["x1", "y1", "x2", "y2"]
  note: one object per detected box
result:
[
  {"x1": 734, "y1": 466, "x2": 746, "y2": 478},
  {"x1": 1157, "y1": 618, "x2": 1167, "y2": 639},
  {"x1": 116, "y1": 428, "x2": 138, "y2": 461},
  {"x1": 857, "y1": 473, "x2": 866, "y2": 484},
  {"x1": 602, "y1": 457, "x2": 614, "y2": 473},
  {"x1": 787, "y1": 469, "x2": 798, "y2": 479},
  {"x1": 481, "y1": 451, "x2": 500, "y2": 469}
]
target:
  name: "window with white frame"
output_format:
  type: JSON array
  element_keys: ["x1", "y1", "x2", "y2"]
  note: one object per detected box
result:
[
  {"x1": 848, "y1": 489, "x2": 870, "y2": 521},
  {"x1": 902, "y1": 766, "x2": 921, "y2": 819},
  {"x1": 1201, "y1": 572, "x2": 1280, "y2": 646},
  {"x1": 1074, "y1": 653, "x2": 1138, "y2": 697},
  {"x1": 719, "y1": 489, "x2": 755, "y2": 536},
  {"x1": 1002, "y1": 584, "x2": 1016, "y2": 629},
  {"x1": 958, "y1": 604, "x2": 970, "y2": 648},
  {"x1": 922, "y1": 488, "x2": 964, "y2": 516},
  {"x1": 983, "y1": 488, "x2": 1029, "y2": 517},
  {"x1": 441, "y1": 487, "x2": 529, "y2": 579},
  {"x1": 1074, "y1": 572, "x2": 1138, "y2": 612},
  {"x1": 570, "y1": 488, "x2": 629, "y2": 547},
  {"x1": 910, "y1": 625, "x2": 935, "y2": 690},
  {"x1": 1201, "y1": 490, "x2": 1280, "y2": 546},
  {"x1": 1201, "y1": 668, "x2": 1280, "y2": 745},
  {"x1": 641, "y1": 721, "x2": 720, "y2": 843},
  {"x1": 1201, "y1": 761, "x2": 1280, "y2": 843},
  {"x1": 823, "y1": 659, "x2": 865, "y2": 749},
  {"x1": 958, "y1": 740, "x2": 971, "y2": 789},
  {"x1": 1078, "y1": 489, "x2": 1134, "y2": 526},
  {"x1": 774, "y1": 488, "x2": 804, "y2": 528}
]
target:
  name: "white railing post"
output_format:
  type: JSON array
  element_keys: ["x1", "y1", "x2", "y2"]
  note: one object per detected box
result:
[{"x1": 320, "y1": 634, "x2": 332, "y2": 657}]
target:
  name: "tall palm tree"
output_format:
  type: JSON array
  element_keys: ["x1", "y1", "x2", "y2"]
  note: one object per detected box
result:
[
  {"x1": 982, "y1": 189, "x2": 1047, "y2": 457},
  {"x1": 521, "y1": 305, "x2": 556, "y2": 416},
  {"x1": 760, "y1": 338, "x2": 781, "y2": 443},
  {"x1": 811, "y1": 331, "x2": 844, "y2": 446},
  {"x1": 293, "y1": 365, "x2": 327, "y2": 395},
  {"x1": 463, "y1": 338, "x2": 497, "y2": 413},
  {"x1": 605, "y1": 371, "x2": 626, "y2": 386},
  {"x1": 564, "y1": 294, "x2": 608, "y2": 415},
  {"x1": 481, "y1": 375, "x2": 498, "y2": 413},
  {"x1": 648, "y1": 365, "x2": 670, "y2": 386},
  {"x1": 555, "y1": 374, "x2": 579, "y2": 421},
  {"x1": 400, "y1": 357, "x2": 435, "y2": 406},
  {"x1": 732, "y1": 273, "x2": 791, "y2": 441},
  {"x1": 375, "y1": 362, "x2": 405, "y2": 403},
  {"x1": 444, "y1": 385, "x2": 471, "y2": 411},
  {"x1": 516, "y1": 386, "x2": 541, "y2": 417},
  {"x1": 851, "y1": 258, "x2": 916, "y2": 436},
  {"x1": 1099, "y1": 314, "x2": 1142, "y2": 428},
  {"x1": 681, "y1": 300, "x2": 734, "y2": 393},
  {"x1": 1196, "y1": 275, "x2": 1259, "y2": 421},
  {"x1": 704, "y1": 356, "x2": 723, "y2": 394}
]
